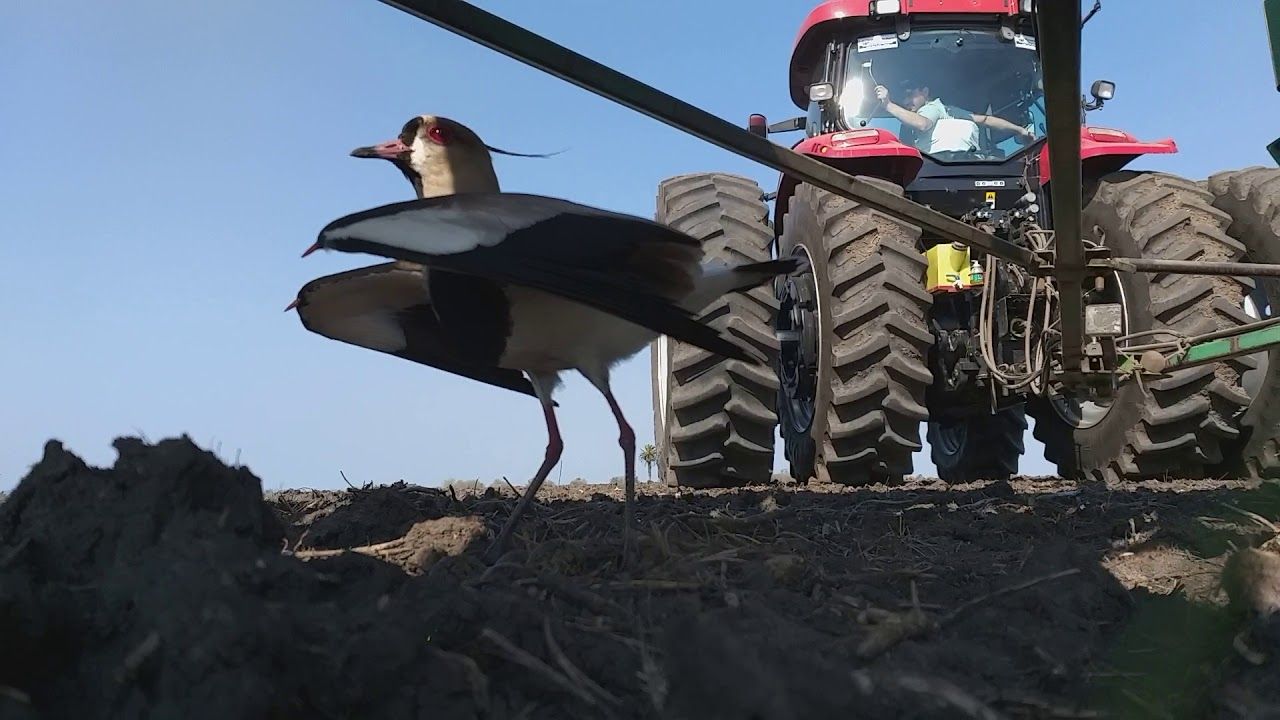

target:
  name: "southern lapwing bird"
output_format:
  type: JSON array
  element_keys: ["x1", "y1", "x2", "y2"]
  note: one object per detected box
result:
[
  {"x1": 299, "y1": 115, "x2": 797, "y2": 563},
  {"x1": 286, "y1": 116, "x2": 550, "y2": 399}
]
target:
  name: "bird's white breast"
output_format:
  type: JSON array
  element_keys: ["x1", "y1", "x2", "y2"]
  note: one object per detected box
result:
[{"x1": 499, "y1": 286, "x2": 656, "y2": 374}]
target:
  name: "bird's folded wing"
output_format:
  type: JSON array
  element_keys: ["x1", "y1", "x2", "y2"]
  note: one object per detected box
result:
[
  {"x1": 293, "y1": 263, "x2": 539, "y2": 398},
  {"x1": 317, "y1": 195, "x2": 756, "y2": 363}
]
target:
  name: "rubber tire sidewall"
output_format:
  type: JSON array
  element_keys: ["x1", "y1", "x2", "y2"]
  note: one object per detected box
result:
[{"x1": 777, "y1": 201, "x2": 833, "y2": 483}]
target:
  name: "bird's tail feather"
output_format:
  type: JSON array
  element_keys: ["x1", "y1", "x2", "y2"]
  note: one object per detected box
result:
[
  {"x1": 682, "y1": 258, "x2": 800, "y2": 313},
  {"x1": 727, "y1": 258, "x2": 801, "y2": 291}
]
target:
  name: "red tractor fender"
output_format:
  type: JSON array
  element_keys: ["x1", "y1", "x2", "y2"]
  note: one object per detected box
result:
[
  {"x1": 1043, "y1": 127, "x2": 1179, "y2": 184},
  {"x1": 773, "y1": 129, "x2": 924, "y2": 237}
]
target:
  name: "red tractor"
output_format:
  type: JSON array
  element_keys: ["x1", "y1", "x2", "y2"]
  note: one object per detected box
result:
[{"x1": 651, "y1": 0, "x2": 1272, "y2": 487}]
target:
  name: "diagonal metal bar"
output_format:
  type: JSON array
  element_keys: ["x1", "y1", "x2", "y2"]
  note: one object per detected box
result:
[
  {"x1": 374, "y1": 0, "x2": 1039, "y2": 268},
  {"x1": 1036, "y1": 0, "x2": 1086, "y2": 374}
]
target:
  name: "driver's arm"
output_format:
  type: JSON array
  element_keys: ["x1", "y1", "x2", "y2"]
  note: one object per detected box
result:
[
  {"x1": 875, "y1": 86, "x2": 935, "y2": 133},
  {"x1": 971, "y1": 112, "x2": 1034, "y2": 140}
]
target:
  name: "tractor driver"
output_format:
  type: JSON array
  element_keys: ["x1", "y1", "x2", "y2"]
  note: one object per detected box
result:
[{"x1": 874, "y1": 80, "x2": 1035, "y2": 153}]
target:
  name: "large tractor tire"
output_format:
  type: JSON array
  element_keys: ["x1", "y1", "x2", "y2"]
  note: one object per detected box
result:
[
  {"x1": 650, "y1": 173, "x2": 780, "y2": 488},
  {"x1": 1205, "y1": 166, "x2": 1280, "y2": 480},
  {"x1": 1028, "y1": 171, "x2": 1252, "y2": 482},
  {"x1": 927, "y1": 406, "x2": 1027, "y2": 482},
  {"x1": 775, "y1": 181, "x2": 932, "y2": 485}
]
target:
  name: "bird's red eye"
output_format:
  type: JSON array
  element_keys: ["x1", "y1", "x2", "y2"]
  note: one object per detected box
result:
[{"x1": 427, "y1": 125, "x2": 449, "y2": 145}]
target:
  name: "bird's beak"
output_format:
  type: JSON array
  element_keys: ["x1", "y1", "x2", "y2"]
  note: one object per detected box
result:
[
  {"x1": 284, "y1": 298, "x2": 300, "y2": 312},
  {"x1": 350, "y1": 138, "x2": 410, "y2": 160},
  {"x1": 301, "y1": 242, "x2": 321, "y2": 258}
]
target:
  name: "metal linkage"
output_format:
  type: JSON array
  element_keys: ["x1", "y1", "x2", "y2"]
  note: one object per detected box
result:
[{"x1": 375, "y1": 0, "x2": 1038, "y2": 268}]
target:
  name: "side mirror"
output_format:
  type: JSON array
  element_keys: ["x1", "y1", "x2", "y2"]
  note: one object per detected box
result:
[
  {"x1": 747, "y1": 115, "x2": 805, "y2": 137},
  {"x1": 1084, "y1": 79, "x2": 1115, "y2": 111},
  {"x1": 768, "y1": 117, "x2": 806, "y2": 133}
]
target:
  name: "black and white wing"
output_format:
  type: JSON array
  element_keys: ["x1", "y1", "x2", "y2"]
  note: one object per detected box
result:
[
  {"x1": 290, "y1": 262, "x2": 539, "y2": 398},
  {"x1": 314, "y1": 194, "x2": 755, "y2": 363}
]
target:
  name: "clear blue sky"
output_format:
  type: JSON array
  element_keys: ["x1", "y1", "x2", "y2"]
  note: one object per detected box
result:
[{"x1": 3, "y1": 1, "x2": 1276, "y2": 491}]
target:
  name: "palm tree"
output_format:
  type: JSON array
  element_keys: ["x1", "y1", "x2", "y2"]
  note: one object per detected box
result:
[{"x1": 639, "y1": 444, "x2": 658, "y2": 482}]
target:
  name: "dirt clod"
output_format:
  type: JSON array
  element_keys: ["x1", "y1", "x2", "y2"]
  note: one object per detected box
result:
[
  {"x1": 2, "y1": 436, "x2": 1280, "y2": 718},
  {"x1": 1223, "y1": 544, "x2": 1280, "y2": 618}
]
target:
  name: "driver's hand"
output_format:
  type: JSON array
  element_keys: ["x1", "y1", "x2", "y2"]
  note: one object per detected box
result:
[{"x1": 874, "y1": 85, "x2": 889, "y2": 104}]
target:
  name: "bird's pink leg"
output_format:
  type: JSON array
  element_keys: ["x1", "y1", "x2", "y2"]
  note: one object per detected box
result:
[
  {"x1": 601, "y1": 388, "x2": 637, "y2": 566},
  {"x1": 485, "y1": 391, "x2": 563, "y2": 562}
]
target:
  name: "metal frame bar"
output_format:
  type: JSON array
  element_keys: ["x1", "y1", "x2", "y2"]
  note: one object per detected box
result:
[
  {"x1": 374, "y1": 0, "x2": 1038, "y2": 268},
  {"x1": 1103, "y1": 257, "x2": 1280, "y2": 278},
  {"x1": 1036, "y1": 0, "x2": 1086, "y2": 374}
]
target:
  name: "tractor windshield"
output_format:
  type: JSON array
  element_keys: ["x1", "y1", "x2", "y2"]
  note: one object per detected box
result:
[{"x1": 839, "y1": 28, "x2": 1044, "y2": 161}]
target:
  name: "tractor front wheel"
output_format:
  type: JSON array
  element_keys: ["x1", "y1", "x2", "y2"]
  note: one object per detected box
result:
[{"x1": 776, "y1": 181, "x2": 933, "y2": 485}]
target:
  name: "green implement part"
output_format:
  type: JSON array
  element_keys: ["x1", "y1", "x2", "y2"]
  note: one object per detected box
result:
[
  {"x1": 1117, "y1": 316, "x2": 1280, "y2": 377},
  {"x1": 1167, "y1": 320, "x2": 1280, "y2": 370}
]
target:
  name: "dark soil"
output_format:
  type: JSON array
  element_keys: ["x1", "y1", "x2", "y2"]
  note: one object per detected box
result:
[{"x1": 3, "y1": 436, "x2": 1280, "y2": 719}]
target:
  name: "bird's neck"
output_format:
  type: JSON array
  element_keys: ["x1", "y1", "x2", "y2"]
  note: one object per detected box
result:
[{"x1": 418, "y1": 161, "x2": 500, "y2": 198}]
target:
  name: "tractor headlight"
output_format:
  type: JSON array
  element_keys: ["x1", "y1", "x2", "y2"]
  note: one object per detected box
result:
[
  {"x1": 1020, "y1": 0, "x2": 1034, "y2": 12},
  {"x1": 809, "y1": 83, "x2": 834, "y2": 102}
]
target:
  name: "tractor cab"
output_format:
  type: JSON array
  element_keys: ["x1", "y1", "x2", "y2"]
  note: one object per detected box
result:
[
  {"x1": 815, "y1": 27, "x2": 1044, "y2": 162},
  {"x1": 782, "y1": 1, "x2": 1050, "y2": 218}
]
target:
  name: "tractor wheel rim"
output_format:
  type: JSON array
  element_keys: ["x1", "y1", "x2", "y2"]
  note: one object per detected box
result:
[
  {"x1": 778, "y1": 244, "x2": 819, "y2": 434},
  {"x1": 1050, "y1": 270, "x2": 1130, "y2": 430}
]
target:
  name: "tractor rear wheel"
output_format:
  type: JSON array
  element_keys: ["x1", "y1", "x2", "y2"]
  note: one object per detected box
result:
[
  {"x1": 1206, "y1": 166, "x2": 1280, "y2": 480},
  {"x1": 1027, "y1": 171, "x2": 1252, "y2": 482},
  {"x1": 927, "y1": 406, "x2": 1027, "y2": 483},
  {"x1": 650, "y1": 173, "x2": 780, "y2": 488},
  {"x1": 775, "y1": 181, "x2": 932, "y2": 485}
]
